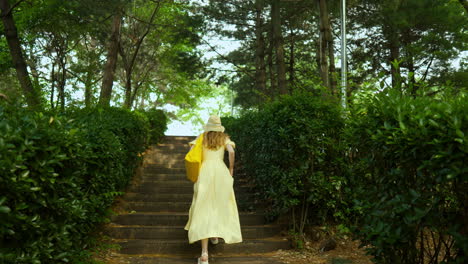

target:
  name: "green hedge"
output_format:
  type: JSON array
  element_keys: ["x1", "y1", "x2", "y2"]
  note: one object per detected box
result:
[
  {"x1": 141, "y1": 109, "x2": 168, "y2": 145},
  {"x1": 224, "y1": 92, "x2": 346, "y2": 225},
  {"x1": 0, "y1": 104, "x2": 166, "y2": 263},
  {"x1": 225, "y1": 89, "x2": 467, "y2": 263},
  {"x1": 346, "y1": 91, "x2": 468, "y2": 263}
]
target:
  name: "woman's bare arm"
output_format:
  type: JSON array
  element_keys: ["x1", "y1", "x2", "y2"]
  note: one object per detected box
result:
[{"x1": 226, "y1": 144, "x2": 235, "y2": 176}]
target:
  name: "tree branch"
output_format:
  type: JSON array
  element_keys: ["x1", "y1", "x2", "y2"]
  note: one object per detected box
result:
[
  {"x1": 1, "y1": 0, "x2": 27, "y2": 17},
  {"x1": 201, "y1": 38, "x2": 254, "y2": 79},
  {"x1": 459, "y1": 0, "x2": 468, "y2": 13},
  {"x1": 421, "y1": 55, "x2": 435, "y2": 82}
]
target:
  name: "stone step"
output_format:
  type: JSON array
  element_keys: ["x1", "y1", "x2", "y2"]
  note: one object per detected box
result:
[
  {"x1": 135, "y1": 180, "x2": 193, "y2": 187},
  {"x1": 156, "y1": 143, "x2": 191, "y2": 148},
  {"x1": 144, "y1": 167, "x2": 186, "y2": 174},
  {"x1": 123, "y1": 191, "x2": 253, "y2": 202},
  {"x1": 140, "y1": 173, "x2": 248, "y2": 182},
  {"x1": 117, "y1": 256, "x2": 283, "y2": 264},
  {"x1": 154, "y1": 146, "x2": 190, "y2": 153},
  {"x1": 144, "y1": 156, "x2": 185, "y2": 163},
  {"x1": 128, "y1": 185, "x2": 250, "y2": 195},
  {"x1": 122, "y1": 199, "x2": 257, "y2": 213},
  {"x1": 151, "y1": 151, "x2": 189, "y2": 156},
  {"x1": 142, "y1": 164, "x2": 186, "y2": 169},
  {"x1": 143, "y1": 165, "x2": 233, "y2": 175},
  {"x1": 122, "y1": 192, "x2": 193, "y2": 202},
  {"x1": 148, "y1": 152, "x2": 186, "y2": 158},
  {"x1": 136, "y1": 179, "x2": 251, "y2": 187},
  {"x1": 111, "y1": 212, "x2": 266, "y2": 226},
  {"x1": 105, "y1": 225, "x2": 281, "y2": 239},
  {"x1": 145, "y1": 160, "x2": 185, "y2": 166},
  {"x1": 161, "y1": 136, "x2": 196, "y2": 143},
  {"x1": 140, "y1": 173, "x2": 187, "y2": 181},
  {"x1": 117, "y1": 238, "x2": 290, "y2": 255},
  {"x1": 123, "y1": 201, "x2": 191, "y2": 212},
  {"x1": 143, "y1": 153, "x2": 186, "y2": 163},
  {"x1": 148, "y1": 151, "x2": 187, "y2": 157},
  {"x1": 128, "y1": 186, "x2": 194, "y2": 194}
]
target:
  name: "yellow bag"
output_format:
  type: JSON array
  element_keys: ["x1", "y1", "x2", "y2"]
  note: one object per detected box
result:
[{"x1": 184, "y1": 133, "x2": 204, "y2": 183}]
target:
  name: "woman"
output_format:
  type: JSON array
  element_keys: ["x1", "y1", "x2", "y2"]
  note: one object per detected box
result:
[{"x1": 184, "y1": 115, "x2": 242, "y2": 264}]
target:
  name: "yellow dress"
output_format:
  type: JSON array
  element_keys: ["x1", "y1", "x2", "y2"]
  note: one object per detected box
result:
[{"x1": 184, "y1": 138, "x2": 243, "y2": 244}]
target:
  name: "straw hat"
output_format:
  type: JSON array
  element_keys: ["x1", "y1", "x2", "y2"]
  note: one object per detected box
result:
[{"x1": 203, "y1": 115, "x2": 225, "y2": 133}]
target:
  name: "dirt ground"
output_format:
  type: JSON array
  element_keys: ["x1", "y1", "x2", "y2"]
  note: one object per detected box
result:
[
  {"x1": 270, "y1": 236, "x2": 374, "y2": 264},
  {"x1": 90, "y1": 234, "x2": 374, "y2": 264}
]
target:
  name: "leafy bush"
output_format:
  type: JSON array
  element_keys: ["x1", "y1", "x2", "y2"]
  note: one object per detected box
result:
[
  {"x1": 346, "y1": 90, "x2": 468, "y2": 263},
  {"x1": 224, "y1": 92, "x2": 346, "y2": 230},
  {"x1": 66, "y1": 107, "x2": 150, "y2": 189},
  {"x1": 226, "y1": 88, "x2": 467, "y2": 263},
  {"x1": 0, "y1": 104, "x2": 151, "y2": 263},
  {"x1": 140, "y1": 108, "x2": 168, "y2": 144}
]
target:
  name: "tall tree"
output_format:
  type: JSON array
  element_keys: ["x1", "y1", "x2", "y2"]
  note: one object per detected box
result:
[
  {"x1": 316, "y1": 0, "x2": 337, "y2": 95},
  {"x1": 99, "y1": 11, "x2": 122, "y2": 106},
  {"x1": 347, "y1": 0, "x2": 467, "y2": 94},
  {"x1": 119, "y1": 0, "x2": 160, "y2": 109},
  {"x1": 271, "y1": 0, "x2": 287, "y2": 94},
  {"x1": 0, "y1": 0, "x2": 42, "y2": 108},
  {"x1": 254, "y1": 0, "x2": 267, "y2": 97},
  {"x1": 202, "y1": 0, "x2": 338, "y2": 108}
]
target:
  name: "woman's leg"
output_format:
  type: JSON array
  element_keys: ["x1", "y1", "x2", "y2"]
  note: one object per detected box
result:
[
  {"x1": 200, "y1": 238, "x2": 208, "y2": 261},
  {"x1": 210, "y1": 237, "x2": 219, "y2": 244}
]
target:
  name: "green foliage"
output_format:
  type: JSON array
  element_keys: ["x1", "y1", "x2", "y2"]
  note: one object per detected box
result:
[
  {"x1": 348, "y1": 0, "x2": 467, "y2": 91},
  {"x1": 226, "y1": 85, "x2": 467, "y2": 263},
  {"x1": 140, "y1": 108, "x2": 168, "y2": 144},
  {"x1": 224, "y1": 92, "x2": 346, "y2": 223},
  {"x1": 64, "y1": 107, "x2": 150, "y2": 190},
  {"x1": 0, "y1": 103, "x2": 151, "y2": 263},
  {"x1": 346, "y1": 90, "x2": 468, "y2": 263}
]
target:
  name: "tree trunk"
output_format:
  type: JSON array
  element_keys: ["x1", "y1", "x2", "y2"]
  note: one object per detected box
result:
[
  {"x1": 123, "y1": 72, "x2": 132, "y2": 108},
  {"x1": 324, "y1": 11, "x2": 337, "y2": 95},
  {"x1": 266, "y1": 28, "x2": 276, "y2": 98},
  {"x1": 50, "y1": 62, "x2": 55, "y2": 108},
  {"x1": 0, "y1": 0, "x2": 42, "y2": 108},
  {"x1": 129, "y1": 81, "x2": 143, "y2": 110},
  {"x1": 139, "y1": 88, "x2": 146, "y2": 109},
  {"x1": 328, "y1": 37, "x2": 336, "y2": 95},
  {"x1": 317, "y1": 0, "x2": 330, "y2": 90},
  {"x1": 121, "y1": 3, "x2": 159, "y2": 109},
  {"x1": 288, "y1": 27, "x2": 295, "y2": 91},
  {"x1": 388, "y1": 31, "x2": 401, "y2": 90},
  {"x1": 99, "y1": 12, "x2": 122, "y2": 107},
  {"x1": 84, "y1": 70, "x2": 93, "y2": 108},
  {"x1": 271, "y1": 0, "x2": 287, "y2": 95},
  {"x1": 407, "y1": 54, "x2": 417, "y2": 95},
  {"x1": 28, "y1": 48, "x2": 41, "y2": 91},
  {"x1": 57, "y1": 48, "x2": 67, "y2": 110},
  {"x1": 403, "y1": 29, "x2": 417, "y2": 95},
  {"x1": 255, "y1": 0, "x2": 267, "y2": 98}
]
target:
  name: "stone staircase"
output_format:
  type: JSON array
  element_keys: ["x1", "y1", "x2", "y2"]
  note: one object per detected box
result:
[{"x1": 105, "y1": 136, "x2": 289, "y2": 263}]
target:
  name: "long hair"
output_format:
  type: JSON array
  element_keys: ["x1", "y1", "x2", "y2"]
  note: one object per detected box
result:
[{"x1": 203, "y1": 131, "x2": 228, "y2": 150}]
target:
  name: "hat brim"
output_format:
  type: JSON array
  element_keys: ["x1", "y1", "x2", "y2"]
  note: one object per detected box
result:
[{"x1": 204, "y1": 125, "x2": 225, "y2": 133}]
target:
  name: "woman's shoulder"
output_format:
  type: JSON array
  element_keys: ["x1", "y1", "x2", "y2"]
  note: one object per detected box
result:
[
  {"x1": 188, "y1": 133, "x2": 203, "y2": 146},
  {"x1": 225, "y1": 136, "x2": 235, "y2": 148}
]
